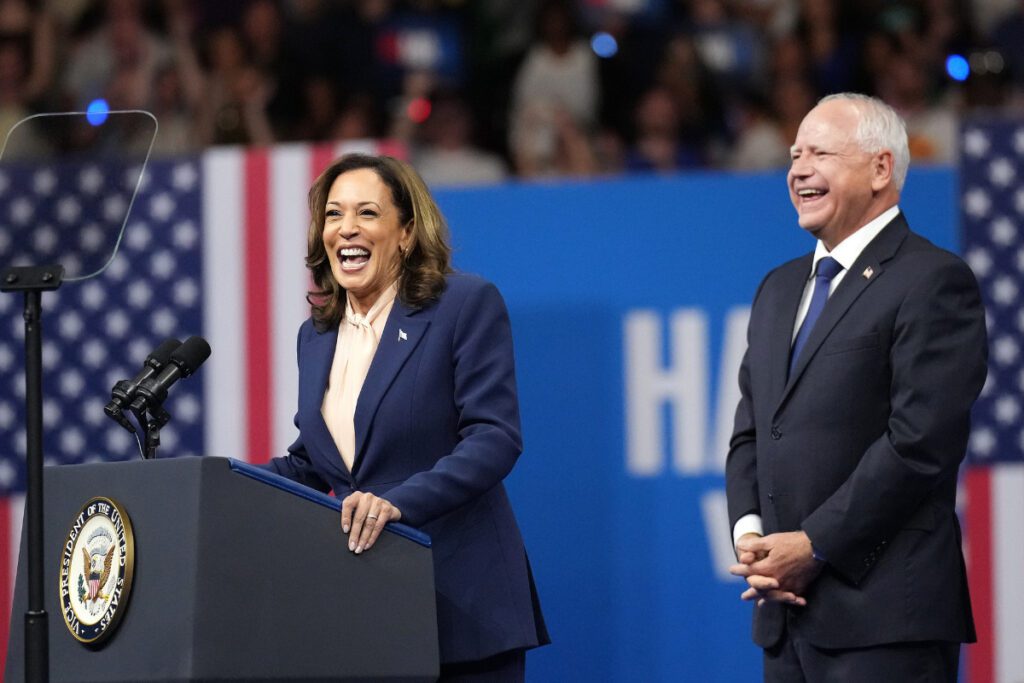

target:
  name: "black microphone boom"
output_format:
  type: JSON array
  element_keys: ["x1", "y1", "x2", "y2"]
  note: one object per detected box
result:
[
  {"x1": 129, "y1": 336, "x2": 211, "y2": 415},
  {"x1": 105, "y1": 338, "x2": 182, "y2": 431}
]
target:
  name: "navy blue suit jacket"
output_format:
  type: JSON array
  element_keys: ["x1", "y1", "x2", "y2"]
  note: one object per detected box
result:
[
  {"x1": 726, "y1": 215, "x2": 987, "y2": 649},
  {"x1": 267, "y1": 272, "x2": 548, "y2": 663}
]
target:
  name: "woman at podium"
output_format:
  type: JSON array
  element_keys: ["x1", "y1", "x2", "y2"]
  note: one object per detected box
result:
[{"x1": 264, "y1": 153, "x2": 549, "y2": 680}]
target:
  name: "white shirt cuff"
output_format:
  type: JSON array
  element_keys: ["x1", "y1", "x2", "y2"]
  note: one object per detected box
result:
[{"x1": 733, "y1": 514, "x2": 763, "y2": 551}]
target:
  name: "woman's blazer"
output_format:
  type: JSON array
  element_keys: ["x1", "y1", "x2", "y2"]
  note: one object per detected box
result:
[{"x1": 267, "y1": 272, "x2": 549, "y2": 663}]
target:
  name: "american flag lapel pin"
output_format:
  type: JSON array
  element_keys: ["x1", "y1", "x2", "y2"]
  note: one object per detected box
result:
[
  {"x1": 862, "y1": 266, "x2": 874, "y2": 279},
  {"x1": 398, "y1": 329, "x2": 408, "y2": 341}
]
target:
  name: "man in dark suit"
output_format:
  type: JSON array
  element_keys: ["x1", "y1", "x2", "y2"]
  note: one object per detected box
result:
[{"x1": 726, "y1": 93, "x2": 987, "y2": 681}]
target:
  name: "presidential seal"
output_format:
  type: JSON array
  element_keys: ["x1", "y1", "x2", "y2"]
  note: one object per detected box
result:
[{"x1": 58, "y1": 497, "x2": 135, "y2": 645}]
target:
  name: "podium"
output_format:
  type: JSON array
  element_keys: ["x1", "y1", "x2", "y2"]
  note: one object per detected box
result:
[{"x1": 4, "y1": 457, "x2": 439, "y2": 682}]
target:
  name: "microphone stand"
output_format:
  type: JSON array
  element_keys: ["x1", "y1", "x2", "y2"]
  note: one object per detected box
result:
[
  {"x1": 2, "y1": 264, "x2": 64, "y2": 683},
  {"x1": 129, "y1": 402, "x2": 170, "y2": 459}
]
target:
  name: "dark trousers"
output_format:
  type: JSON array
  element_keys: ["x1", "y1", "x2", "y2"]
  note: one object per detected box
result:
[
  {"x1": 764, "y1": 628, "x2": 961, "y2": 683},
  {"x1": 438, "y1": 649, "x2": 525, "y2": 683}
]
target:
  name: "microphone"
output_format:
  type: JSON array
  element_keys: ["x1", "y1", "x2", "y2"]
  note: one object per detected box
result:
[
  {"x1": 105, "y1": 338, "x2": 182, "y2": 430},
  {"x1": 129, "y1": 335, "x2": 211, "y2": 416}
]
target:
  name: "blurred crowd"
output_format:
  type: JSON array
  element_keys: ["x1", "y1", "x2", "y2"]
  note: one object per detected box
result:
[{"x1": 2, "y1": 0, "x2": 1024, "y2": 186}]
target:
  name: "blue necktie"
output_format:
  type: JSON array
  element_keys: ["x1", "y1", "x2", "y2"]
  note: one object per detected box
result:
[{"x1": 789, "y1": 256, "x2": 843, "y2": 375}]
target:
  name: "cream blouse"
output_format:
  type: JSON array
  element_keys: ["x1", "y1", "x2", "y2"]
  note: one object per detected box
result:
[{"x1": 321, "y1": 283, "x2": 398, "y2": 471}]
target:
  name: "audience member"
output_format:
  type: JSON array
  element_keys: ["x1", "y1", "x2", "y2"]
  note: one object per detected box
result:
[
  {"x1": 509, "y1": 0, "x2": 599, "y2": 177},
  {"x1": 413, "y1": 92, "x2": 508, "y2": 187}
]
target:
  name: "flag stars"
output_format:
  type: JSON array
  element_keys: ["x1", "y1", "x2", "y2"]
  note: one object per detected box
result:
[
  {"x1": 988, "y1": 158, "x2": 1017, "y2": 187},
  {"x1": 32, "y1": 225, "x2": 57, "y2": 254},
  {"x1": 990, "y1": 276, "x2": 1019, "y2": 305},
  {"x1": 989, "y1": 216, "x2": 1017, "y2": 246},
  {"x1": 60, "y1": 428, "x2": 85, "y2": 456},
  {"x1": 58, "y1": 311, "x2": 84, "y2": 340},
  {"x1": 173, "y1": 278, "x2": 199, "y2": 306},
  {"x1": 150, "y1": 192, "x2": 176, "y2": 222},
  {"x1": 11, "y1": 196, "x2": 34, "y2": 225},
  {"x1": 33, "y1": 169, "x2": 57, "y2": 195},
  {"x1": 150, "y1": 308, "x2": 178, "y2": 336},
  {"x1": 150, "y1": 251, "x2": 177, "y2": 279},
  {"x1": 60, "y1": 370, "x2": 85, "y2": 398},
  {"x1": 993, "y1": 336, "x2": 1019, "y2": 366},
  {"x1": 173, "y1": 220, "x2": 199, "y2": 249},
  {"x1": 9, "y1": 315, "x2": 25, "y2": 341},
  {"x1": 104, "y1": 309, "x2": 131, "y2": 338},
  {"x1": 0, "y1": 460, "x2": 16, "y2": 488},
  {"x1": 127, "y1": 338, "x2": 151, "y2": 365},
  {"x1": 993, "y1": 395, "x2": 1021, "y2": 425},
  {"x1": 125, "y1": 222, "x2": 152, "y2": 251},
  {"x1": 1014, "y1": 127, "x2": 1024, "y2": 155},
  {"x1": 0, "y1": 344, "x2": 13, "y2": 371},
  {"x1": 127, "y1": 280, "x2": 154, "y2": 308},
  {"x1": 82, "y1": 339, "x2": 108, "y2": 368},
  {"x1": 42, "y1": 398, "x2": 61, "y2": 428},
  {"x1": 78, "y1": 166, "x2": 104, "y2": 194},
  {"x1": 128, "y1": 166, "x2": 148, "y2": 192},
  {"x1": 56, "y1": 196, "x2": 82, "y2": 224},
  {"x1": 969, "y1": 427, "x2": 997, "y2": 458},
  {"x1": 964, "y1": 188, "x2": 992, "y2": 218},
  {"x1": 0, "y1": 402, "x2": 14, "y2": 430},
  {"x1": 81, "y1": 398, "x2": 106, "y2": 427},
  {"x1": 964, "y1": 129, "x2": 991, "y2": 157},
  {"x1": 105, "y1": 428, "x2": 132, "y2": 454},
  {"x1": 105, "y1": 254, "x2": 129, "y2": 281},
  {"x1": 42, "y1": 341, "x2": 60, "y2": 370},
  {"x1": 172, "y1": 163, "x2": 199, "y2": 191},
  {"x1": 62, "y1": 254, "x2": 83, "y2": 280},
  {"x1": 10, "y1": 372, "x2": 25, "y2": 399},
  {"x1": 965, "y1": 248, "x2": 993, "y2": 278},
  {"x1": 80, "y1": 223, "x2": 105, "y2": 252},
  {"x1": 103, "y1": 194, "x2": 127, "y2": 223},
  {"x1": 79, "y1": 281, "x2": 106, "y2": 309},
  {"x1": 171, "y1": 394, "x2": 201, "y2": 424}
]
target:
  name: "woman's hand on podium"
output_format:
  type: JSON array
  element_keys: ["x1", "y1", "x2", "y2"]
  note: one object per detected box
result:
[{"x1": 340, "y1": 491, "x2": 402, "y2": 554}]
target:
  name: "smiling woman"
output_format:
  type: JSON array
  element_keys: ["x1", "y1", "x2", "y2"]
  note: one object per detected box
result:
[
  {"x1": 262, "y1": 153, "x2": 550, "y2": 681},
  {"x1": 305, "y1": 154, "x2": 451, "y2": 328}
]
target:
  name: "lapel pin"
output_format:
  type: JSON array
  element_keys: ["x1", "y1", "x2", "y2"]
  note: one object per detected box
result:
[
  {"x1": 398, "y1": 329, "x2": 408, "y2": 341},
  {"x1": 862, "y1": 266, "x2": 874, "y2": 279}
]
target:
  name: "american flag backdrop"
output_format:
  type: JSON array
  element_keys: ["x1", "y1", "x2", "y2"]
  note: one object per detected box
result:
[
  {"x1": 961, "y1": 118, "x2": 1024, "y2": 683},
  {"x1": 0, "y1": 139, "x2": 403, "y2": 671}
]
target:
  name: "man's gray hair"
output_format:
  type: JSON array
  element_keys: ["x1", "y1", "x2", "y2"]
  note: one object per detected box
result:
[{"x1": 819, "y1": 93, "x2": 910, "y2": 191}]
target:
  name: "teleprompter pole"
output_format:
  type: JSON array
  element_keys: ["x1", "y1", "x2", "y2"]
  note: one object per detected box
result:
[{"x1": 3, "y1": 265, "x2": 65, "y2": 683}]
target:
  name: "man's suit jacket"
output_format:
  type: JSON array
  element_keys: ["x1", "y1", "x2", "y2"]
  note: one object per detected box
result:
[
  {"x1": 726, "y1": 214, "x2": 987, "y2": 649},
  {"x1": 267, "y1": 272, "x2": 549, "y2": 664}
]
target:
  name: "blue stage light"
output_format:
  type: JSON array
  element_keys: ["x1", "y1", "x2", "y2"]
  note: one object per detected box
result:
[
  {"x1": 591, "y1": 32, "x2": 618, "y2": 59},
  {"x1": 86, "y1": 99, "x2": 110, "y2": 126},
  {"x1": 945, "y1": 55, "x2": 969, "y2": 82}
]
